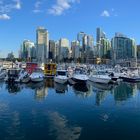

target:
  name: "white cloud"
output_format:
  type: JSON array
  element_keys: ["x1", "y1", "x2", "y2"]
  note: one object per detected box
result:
[
  {"x1": 101, "y1": 10, "x2": 110, "y2": 17},
  {"x1": 48, "y1": 0, "x2": 80, "y2": 16},
  {"x1": 14, "y1": 0, "x2": 21, "y2": 10},
  {"x1": 0, "y1": 0, "x2": 21, "y2": 19},
  {"x1": 0, "y1": 14, "x2": 10, "y2": 20},
  {"x1": 35, "y1": 1, "x2": 42, "y2": 9},
  {"x1": 33, "y1": 1, "x2": 42, "y2": 13}
]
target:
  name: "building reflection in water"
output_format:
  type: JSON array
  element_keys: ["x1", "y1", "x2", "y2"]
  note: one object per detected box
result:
[
  {"x1": 45, "y1": 78, "x2": 54, "y2": 88},
  {"x1": 54, "y1": 82, "x2": 68, "y2": 94},
  {"x1": 89, "y1": 82, "x2": 113, "y2": 106},
  {"x1": 73, "y1": 83, "x2": 92, "y2": 98},
  {"x1": 6, "y1": 83, "x2": 22, "y2": 94},
  {"x1": 32, "y1": 82, "x2": 48, "y2": 101},
  {"x1": 48, "y1": 111, "x2": 82, "y2": 140},
  {"x1": 112, "y1": 82, "x2": 135, "y2": 103},
  {"x1": 0, "y1": 81, "x2": 4, "y2": 92}
]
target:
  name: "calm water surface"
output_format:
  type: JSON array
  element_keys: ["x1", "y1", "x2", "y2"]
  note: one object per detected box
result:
[{"x1": 0, "y1": 80, "x2": 140, "y2": 140}]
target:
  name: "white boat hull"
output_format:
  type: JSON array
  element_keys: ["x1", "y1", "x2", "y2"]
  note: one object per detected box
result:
[
  {"x1": 72, "y1": 74, "x2": 89, "y2": 84},
  {"x1": 89, "y1": 75, "x2": 111, "y2": 84},
  {"x1": 31, "y1": 77, "x2": 44, "y2": 82},
  {"x1": 54, "y1": 76, "x2": 68, "y2": 84}
]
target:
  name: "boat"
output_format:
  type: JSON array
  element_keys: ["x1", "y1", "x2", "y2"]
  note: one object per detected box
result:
[
  {"x1": 44, "y1": 63, "x2": 57, "y2": 78},
  {"x1": 5, "y1": 68, "x2": 29, "y2": 83},
  {"x1": 120, "y1": 68, "x2": 140, "y2": 82},
  {"x1": 54, "y1": 70, "x2": 68, "y2": 84},
  {"x1": 30, "y1": 68, "x2": 44, "y2": 82},
  {"x1": 89, "y1": 70, "x2": 112, "y2": 84},
  {"x1": 0, "y1": 68, "x2": 7, "y2": 80},
  {"x1": 71, "y1": 68, "x2": 89, "y2": 84},
  {"x1": 21, "y1": 74, "x2": 30, "y2": 83},
  {"x1": 15, "y1": 69, "x2": 30, "y2": 83}
]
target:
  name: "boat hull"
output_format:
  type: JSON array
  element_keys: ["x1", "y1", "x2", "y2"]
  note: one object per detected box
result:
[
  {"x1": 122, "y1": 77, "x2": 140, "y2": 82},
  {"x1": 89, "y1": 76, "x2": 111, "y2": 84},
  {"x1": 71, "y1": 77, "x2": 87, "y2": 84},
  {"x1": 54, "y1": 77, "x2": 68, "y2": 84},
  {"x1": 31, "y1": 77, "x2": 44, "y2": 82}
]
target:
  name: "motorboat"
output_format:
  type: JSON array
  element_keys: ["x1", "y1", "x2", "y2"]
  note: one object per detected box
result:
[
  {"x1": 30, "y1": 68, "x2": 44, "y2": 82},
  {"x1": 89, "y1": 70, "x2": 112, "y2": 84},
  {"x1": 15, "y1": 69, "x2": 30, "y2": 83},
  {"x1": 54, "y1": 70, "x2": 68, "y2": 84},
  {"x1": 0, "y1": 68, "x2": 7, "y2": 80},
  {"x1": 21, "y1": 74, "x2": 30, "y2": 83},
  {"x1": 5, "y1": 68, "x2": 29, "y2": 83},
  {"x1": 120, "y1": 68, "x2": 140, "y2": 82},
  {"x1": 71, "y1": 68, "x2": 89, "y2": 84}
]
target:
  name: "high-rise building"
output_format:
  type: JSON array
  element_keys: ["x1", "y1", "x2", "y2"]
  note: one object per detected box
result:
[
  {"x1": 100, "y1": 38, "x2": 111, "y2": 59},
  {"x1": 36, "y1": 27, "x2": 49, "y2": 63},
  {"x1": 71, "y1": 40, "x2": 80, "y2": 61},
  {"x1": 96, "y1": 28, "x2": 106, "y2": 43},
  {"x1": 59, "y1": 38, "x2": 69, "y2": 61},
  {"x1": 111, "y1": 33, "x2": 137, "y2": 63},
  {"x1": 49, "y1": 40, "x2": 56, "y2": 60},
  {"x1": 96, "y1": 27, "x2": 106, "y2": 58},
  {"x1": 77, "y1": 32, "x2": 86, "y2": 51},
  {"x1": 55, "y1": 41, "x2": 60, "y2": 63},
  {"x1": 137, "y1": 45, "x2": 140, "y2": 59},
  {"x1": 21, "y1": 40, "x2": 35, "y2": 61}
]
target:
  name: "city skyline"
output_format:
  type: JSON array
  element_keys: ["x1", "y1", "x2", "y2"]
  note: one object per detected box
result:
[{"x1": 0, "y1": 0, "x2": 140, "y2": 57}]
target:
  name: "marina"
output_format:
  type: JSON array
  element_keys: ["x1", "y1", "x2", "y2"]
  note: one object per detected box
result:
[
  {"x1": 0, "y1": 79, "x2": 140, "y2": 140},
  {"x1": 1, "y1": 62, "x2": 140, "y2": 140}
]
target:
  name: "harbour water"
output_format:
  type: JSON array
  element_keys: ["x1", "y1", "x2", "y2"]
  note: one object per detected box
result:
[{"x1": 0, "y1": 80, "x2": 140, "y2": 140}]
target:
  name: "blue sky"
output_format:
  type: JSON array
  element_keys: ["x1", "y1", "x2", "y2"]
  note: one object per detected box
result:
[{"x1": 0, "y1": 0, "x2": 140, "y2": 57}]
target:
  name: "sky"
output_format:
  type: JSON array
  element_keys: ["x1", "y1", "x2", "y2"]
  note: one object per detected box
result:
[{"x1": 0, "y1": 0, "x2": 140, "y2": 57}]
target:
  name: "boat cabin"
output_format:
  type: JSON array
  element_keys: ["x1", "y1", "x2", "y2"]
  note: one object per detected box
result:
[
  {"x1": 26, "y1": 62, "x2": 38, "y2": 74},
  {"x1": 44, "y1": 63, "x2": 56, "y2": 77},
  {"x1": 56, "y1": 70, "x2": 67, "y2": 76}
]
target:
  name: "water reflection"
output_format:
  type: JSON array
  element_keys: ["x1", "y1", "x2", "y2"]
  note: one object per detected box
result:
[
  {"x1": 2, "y1": 80, "x2": 140, "y2": 105},
  {"x1": 73, "y1": 83, "x2": 91, "y2": 98},
  {"x1": 6, "y1": 83, "x2": 22, "y2": 94},
  {"x1": 112, "y1": 82, "x2": 135, "y2": 102},
  {"x1": 89, "y1": 81, "x2": 114, "y2": 92},
  {"x1": 45, "y1": 78, "x2": 54, "y2": 88},
  {"x1": 48, "y1": 111, "x2": 82, "y2": 140},
  {"x1": 88, "y1": 82, "x2": 114, "y2": 106},
  {"x1": 54, "y1": 82, "x2": 68, "y2": 94}
]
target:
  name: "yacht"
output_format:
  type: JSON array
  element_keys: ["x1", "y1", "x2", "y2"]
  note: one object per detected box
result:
[
  {"x1": 89, "y1": 70, "x2": 112, "y2": 84},
  {"x1": 30, "y1": 68, "x2": 44, "y2": 82},
  {"x1": 5, "y1": 68, "x2": 29, "y2": 83},
  {"x1": 71, "y1": 68, "x2": 89, "y2": 84},
  {"x1": 121, "y1": 68, "x2": 140, "y2": 82},
  {"x1": 0, "y1": 68, "x2": 7, "y2": 80},
  {"x1": 54, "y1": 70, "x2": 68, "y2": 84}
]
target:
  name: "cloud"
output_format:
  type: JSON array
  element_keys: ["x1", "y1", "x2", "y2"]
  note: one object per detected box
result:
[
  {"x1": 101, "y1": 9, "x2": 118, "y2": 18},
  {"x1": 48, "y1": 0, "x2": 80, "y2": 16},
  {"x1": 33, "y1": 1, "x2": 42, "y2": 13},
  {"x1": 14, "y1": 0, "x2": 21, "y2": 10},
  {"x1": 101, "y1": 10, "x2": 110, "y2": 17},
  {"x1": 0, "y1": 14, "x2": 10, "y2": 20},
  {"x1": 0, "y1": 0, "x2": 21, "y2": 19},
  {"x1": 48, "y1": 111, "x2": 82, "y2": 140}
]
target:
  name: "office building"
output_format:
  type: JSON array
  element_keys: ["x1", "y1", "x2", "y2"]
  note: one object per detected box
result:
[
  {"x1": 111, "y1": 33, "x2": 137, "y2": 63},
  {"x1": 36, "y1": 27, "x2": 49, "y2": 63},
  {"x1": 59, "y1": 38, "x2": 69, "y2": 61}
]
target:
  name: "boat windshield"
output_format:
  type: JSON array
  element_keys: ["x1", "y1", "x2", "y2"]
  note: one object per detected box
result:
[
  {"x1": 8, "y1": 69, "x2": 20, "y2": 75},
  {"x1": 57, "y1": 71, "x2": 67, "y2": 76},
  {"x1": 75, "y1": 68, "x2": 85, "y2": 74}
]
